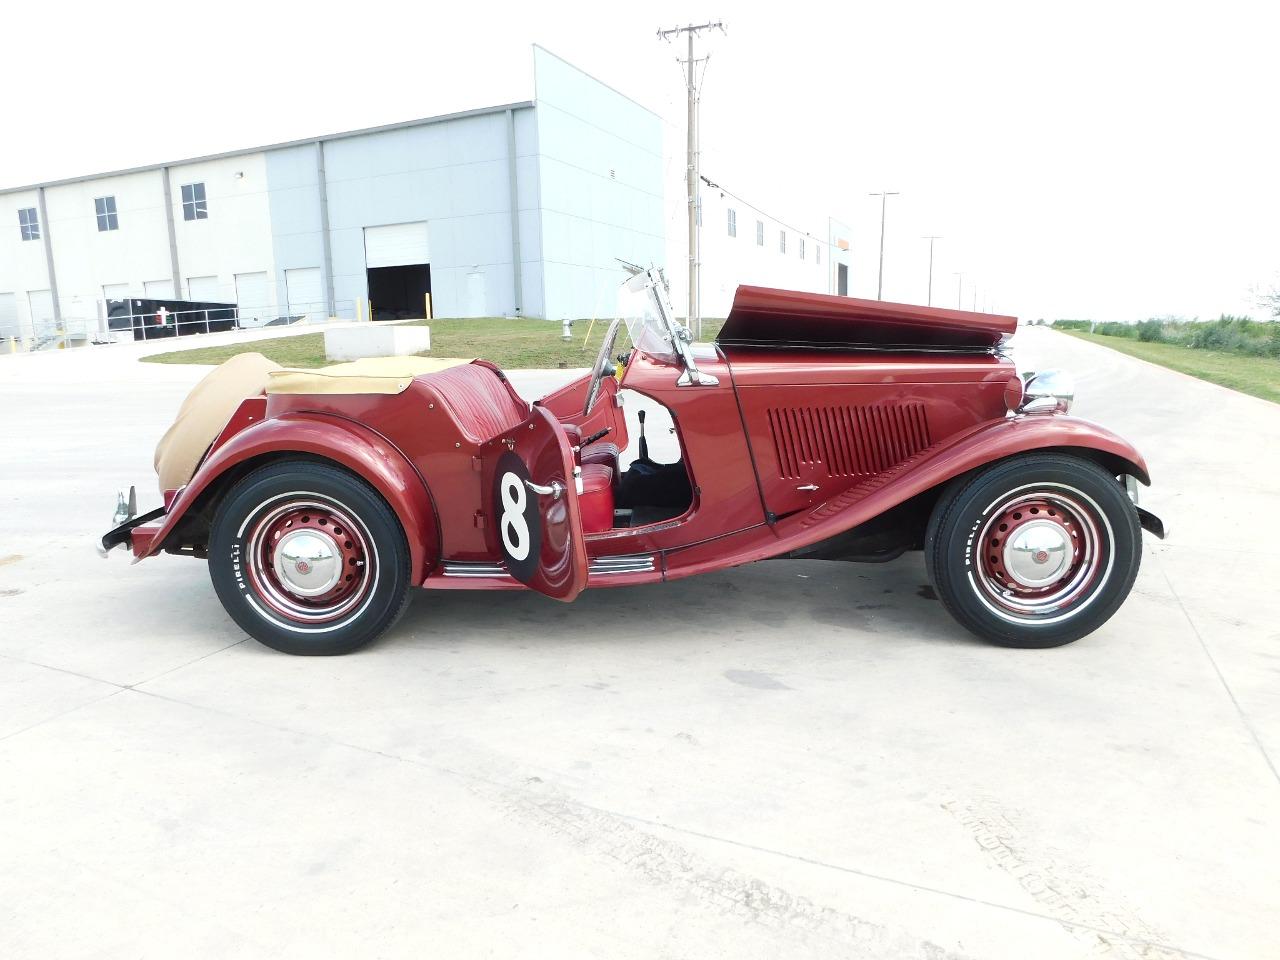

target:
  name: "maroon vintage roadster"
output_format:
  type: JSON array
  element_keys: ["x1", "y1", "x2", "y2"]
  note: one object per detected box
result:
[{"x1": 101, "y1": 267, "x2": 1164, "y2": 655}]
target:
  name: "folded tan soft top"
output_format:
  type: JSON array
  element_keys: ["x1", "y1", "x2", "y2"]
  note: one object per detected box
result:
[
  {"x1": 155, "y1": 354, "x2": 476, "y2": 493},
  {"x1": 154, "y1": 352, "x2": 282, "y2": 493},
  {"x1": 266, "y1": 356, "x2": 474, "y2": 395}
]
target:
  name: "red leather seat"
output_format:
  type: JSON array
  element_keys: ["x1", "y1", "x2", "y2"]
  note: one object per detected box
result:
[
  {"x1": 424, "y1": 362, "x2": 529, "y2": 444},
  {"x1": 581, "y1": 441, "x2": 621, "y2": 471},
  {"x1": 578, "y1": 463, "x2": 615, "y2": 533},
  {"x1": 563, "y1": 424, "x2": 621, "y2": 480}
]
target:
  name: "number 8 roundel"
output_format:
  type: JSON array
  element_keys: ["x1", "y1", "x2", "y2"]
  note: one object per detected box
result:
[{"x1": 493, "y1": 451, "x2": 542, "y2": 583}]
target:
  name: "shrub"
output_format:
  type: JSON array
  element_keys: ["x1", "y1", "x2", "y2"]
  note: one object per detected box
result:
[
  {"x1": 1059, "y1": 314, "x2": 1280, "y2": 359},
  {"x1": 1135, "y1": 319, "x2": 1165, "y2": 342}
]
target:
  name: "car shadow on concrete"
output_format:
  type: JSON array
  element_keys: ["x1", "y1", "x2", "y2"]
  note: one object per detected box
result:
[{"x1": 387, "y1": 554, "x2": 983, "y2": 654}]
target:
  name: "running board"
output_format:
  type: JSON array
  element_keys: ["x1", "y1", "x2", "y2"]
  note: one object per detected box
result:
[{"x1": 440, "y1": 555, "x2": 656, "y2": 579}]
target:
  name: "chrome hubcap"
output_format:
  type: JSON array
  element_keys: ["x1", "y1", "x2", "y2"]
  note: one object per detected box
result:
[
  {"x1": 972, "y1": 485, "x2": 1111, "y2": 623},
  {"x1": 243, "y1": 496, "x2": 376, "y2": 625},
  {"x1": 273, "y1": 529, "x2": 341, "y2": 597},
  {"x1": 1002, "y1": 520, "x2": 1072, "y2": 587}
]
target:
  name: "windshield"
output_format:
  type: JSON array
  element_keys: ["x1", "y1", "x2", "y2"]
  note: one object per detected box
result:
[{"x1": 617, "y1": 270, "x2": 678, "y2": 362}]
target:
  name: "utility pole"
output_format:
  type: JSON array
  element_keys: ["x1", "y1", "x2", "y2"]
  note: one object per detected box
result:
[
  {"x1": 659, "y1": 20, "x2": 726, "y2": 338},
  {"x1": 869, "y1": 192, "x2": 899, "y2": 300},
  {"x1": 953, "y1": 272, "x2": 963, "y2": 309},
  {"x1": 922, "y1": 235, "x2": 941, "y2": 306}
]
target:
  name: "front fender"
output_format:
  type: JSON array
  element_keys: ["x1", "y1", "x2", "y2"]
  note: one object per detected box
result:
[
  {"x1": 137, "y1": 413, "x2": 439, "y2": 580},
  {"x1": 775, "y1": 413, "x2": 1150, "y2": 553}
]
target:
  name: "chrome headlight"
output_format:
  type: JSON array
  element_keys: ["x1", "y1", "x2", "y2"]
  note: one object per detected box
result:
[{"x1": 1019, "y1": 370, "x2": 1074, "y2": 414}]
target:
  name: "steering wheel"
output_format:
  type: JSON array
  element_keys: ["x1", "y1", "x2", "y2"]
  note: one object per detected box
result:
[{"x1": 583, "y1": 318, "x2": 624, "y2": 416}]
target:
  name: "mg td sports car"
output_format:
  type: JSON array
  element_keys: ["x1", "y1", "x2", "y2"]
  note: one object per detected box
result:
[{"x1": 100, "y1": 267, "x2": 1165, "y2": 655}]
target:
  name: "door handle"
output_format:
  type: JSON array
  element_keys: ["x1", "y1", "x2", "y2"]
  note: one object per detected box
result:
[
  {"x1": 797, "y1": 483, "x2": 819, "y2": 492},
  {"x1": 523, "y1": 479, "x2": 565, "y2": 500}
]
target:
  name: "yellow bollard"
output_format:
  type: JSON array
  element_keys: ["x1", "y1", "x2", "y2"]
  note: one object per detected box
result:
[{"x1": 424, "y1": 293, "x2": 432, "y2": 320}]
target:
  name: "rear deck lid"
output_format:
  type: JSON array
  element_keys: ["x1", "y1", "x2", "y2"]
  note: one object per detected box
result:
[{"x1": 716, "y1": 285, "x2": 1017, "y2": 351}]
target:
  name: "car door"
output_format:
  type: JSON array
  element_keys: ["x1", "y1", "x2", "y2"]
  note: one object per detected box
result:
[{"x1": 483, "y1": 405, "x2": 588, "y2": 601}]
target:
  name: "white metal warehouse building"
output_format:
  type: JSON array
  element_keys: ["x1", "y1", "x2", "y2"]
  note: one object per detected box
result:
[{"x1": 0, "y1": 47, "x2": 665, "y2": 343}]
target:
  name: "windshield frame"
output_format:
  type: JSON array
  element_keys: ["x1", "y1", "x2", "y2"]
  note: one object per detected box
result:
[{"x1": 617, "y1": 267, "x2": 717, "y2": 386}]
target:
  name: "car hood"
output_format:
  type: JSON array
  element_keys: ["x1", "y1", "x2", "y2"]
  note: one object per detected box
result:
[{"x1": 716, "y1": 285, "x2": 1017, "y2": 351}]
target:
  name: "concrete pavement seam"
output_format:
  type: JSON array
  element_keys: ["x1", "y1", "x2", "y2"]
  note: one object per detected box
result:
[{"x1": 0, "y1": 687, "x2": 125, "y2": 744}]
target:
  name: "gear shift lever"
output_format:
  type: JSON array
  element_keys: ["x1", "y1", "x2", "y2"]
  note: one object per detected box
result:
[{"x1": 637, "y1": 409, "x2": 650, "y2": 464}]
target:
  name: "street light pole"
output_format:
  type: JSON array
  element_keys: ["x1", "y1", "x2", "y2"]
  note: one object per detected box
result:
[
  {"x1": 922, "y1": 235, "x2": 941, "y2": 306},
  {"x1": 869, "y1": 191, "x2": 899, "y2": 300},
  {"x1": 953, "y1": 272, "x2": 963, "y2": 309}
]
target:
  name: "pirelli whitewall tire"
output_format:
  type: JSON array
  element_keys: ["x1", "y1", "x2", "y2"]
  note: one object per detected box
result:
[
  {"x1": 925, "y1": 453, "x2": 1142, "y2": 648},
  {"x1": 209, "y1": 462, "x2": 412, "y2": 655}
]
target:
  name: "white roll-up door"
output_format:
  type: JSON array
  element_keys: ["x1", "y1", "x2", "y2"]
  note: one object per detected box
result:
[
  {"x1": 187, "y1": 276, "x2": 222, "y2": 302},
  {"x1": 102, "y1": 283, "x2": 131, "y2": 302},
  {"x1": 285, "y1": 267, "x2": 324, "y2": 321},
  {"x1": 28, "y1": 289, "x2": 53, "y2": 322},
  {"x1": 27, "y1": 289, "x2": 54, "y2": 341},
  {"x1": 144, "y1": 279, "x2": 175, "y2": 299},
  {"x1": 0, "y1": 293, "x2": 18, "y2": 339},
  {"x1": 364, "y1": 222, "x2": 429, "y2": 268},
  {"x1": 235, "y1": 272, "x2": 271, "y2": 327}
]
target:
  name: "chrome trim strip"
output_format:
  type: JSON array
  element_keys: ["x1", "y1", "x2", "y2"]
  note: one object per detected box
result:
[
  {"x1": 589, "y1": 555, "x2": 656, "y2": 574},
  {"x1": 443, "y1": 555, "x2": 656, "y2": 579},
  {"x1": 442, "y1": 562, "x2": 511, "y2": 578}
]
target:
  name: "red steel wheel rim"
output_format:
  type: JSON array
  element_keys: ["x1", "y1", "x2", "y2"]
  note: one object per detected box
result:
[
  {"x1": 972, "y1": 488, "x2": 1107, "y2": 621},
  {"x1": 243, "y1": 498, "x2": 376, "y2": 624}
]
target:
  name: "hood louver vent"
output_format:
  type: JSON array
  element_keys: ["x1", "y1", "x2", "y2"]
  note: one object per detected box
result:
[{"x1": 767, "y1": 404, "x2": 931, "y2": 479}]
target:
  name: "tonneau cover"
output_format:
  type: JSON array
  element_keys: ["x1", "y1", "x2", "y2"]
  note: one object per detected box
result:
[
  {"x1": 266, "y1": 356, "x2": 472, "y2": 395},
  {"x1": 716, "y1": 285, "x2": 1017, "y2": 350}
]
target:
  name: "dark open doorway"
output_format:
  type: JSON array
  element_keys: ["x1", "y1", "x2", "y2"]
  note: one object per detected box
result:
[
  {"x1": 837, "y1": 263, "x2": 849, "y2": 297},
  {"x1": 367, "y1": 264, "x2": 431, "y2": 321}
]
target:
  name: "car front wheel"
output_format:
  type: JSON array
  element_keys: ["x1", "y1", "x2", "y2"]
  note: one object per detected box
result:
[
  {"x1": 209, "y1": 461, "x2": 412, "y2": 655},
  {"x1": 925, "y1": 452, "x2": 1141, "y2": 648}
]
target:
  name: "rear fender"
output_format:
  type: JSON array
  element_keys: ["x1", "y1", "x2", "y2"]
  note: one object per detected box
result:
[
  {"x1": 137, "y1": 413, "x2": 439, "y2": 579},
  {"x1": 775, "y1": 413, "x2": 1151, "y2": 554}
]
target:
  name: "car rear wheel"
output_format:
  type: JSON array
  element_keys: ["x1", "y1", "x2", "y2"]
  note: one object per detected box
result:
[
  {"x1": 209, "y1": 461, "x2": 412, "y2": 655},
  {"x1": 925, "y1": 452, "x2": 1141, "y2": 648}
]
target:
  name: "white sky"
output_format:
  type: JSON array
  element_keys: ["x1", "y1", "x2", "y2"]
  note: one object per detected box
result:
[{"x1": 6, "y1": 0, "x2": 1277, "y2": 322}]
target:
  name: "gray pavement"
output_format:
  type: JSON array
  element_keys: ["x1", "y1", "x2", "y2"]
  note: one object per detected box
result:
[{"x1": 0, "y1": 328, "x2": 1277, "y2": 959}]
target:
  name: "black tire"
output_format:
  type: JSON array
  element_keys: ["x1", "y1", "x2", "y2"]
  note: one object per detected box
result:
[
  {"x1": 209, "y1": 461, "x2": 412, "y2": 655},
  {"x1": 925, "y1": 453, "x2": 1141, "y2": 648}
]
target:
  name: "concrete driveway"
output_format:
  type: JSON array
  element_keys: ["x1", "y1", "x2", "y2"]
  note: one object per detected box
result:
[{"x1": 1, "y1": 328, "x2": 1276, "y2": 959}]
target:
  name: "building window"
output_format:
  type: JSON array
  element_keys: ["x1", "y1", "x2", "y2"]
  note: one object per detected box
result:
[
  {"x1": 727, "y1": 208, "x2": 737, "y2": 238},
  {"x1": 95, "y1": 196, "x2": 119, "y2": 232},
  {"x1": 181, "y1": 182, "x2": 208, "y2": 221},
  {"x1": 799, "y1": 238, "x2": 806, "y2": 260},
  {"x1": 817, "y1": 245, "x2": 821, "y2": 265},
  {"x1": 779, "y1": 230, "x2": 786, "y2": 254},
  {"x1": 756, "y1": 220, "x2": 764, "y2": 246},
  {"x1": 18, "y1": 207, "x2": 39, "y2": 241}
]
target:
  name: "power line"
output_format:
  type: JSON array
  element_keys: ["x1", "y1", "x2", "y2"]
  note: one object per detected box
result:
[{"x1": 699, "y1": 174, "x2": 840, "y2": 250}]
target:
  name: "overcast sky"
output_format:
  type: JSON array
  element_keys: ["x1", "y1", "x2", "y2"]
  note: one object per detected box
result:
[{"x1": 6, "y1": 0, "x2": 1277, "y2": 322}]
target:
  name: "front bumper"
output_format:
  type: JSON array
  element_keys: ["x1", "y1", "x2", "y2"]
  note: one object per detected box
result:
[
  {"x1": 98, "y1": 507, "x2": 166, "y2": 557},
  {"x1": 1137, "y1": 506, "x2": 1167, "y2": 540}
]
